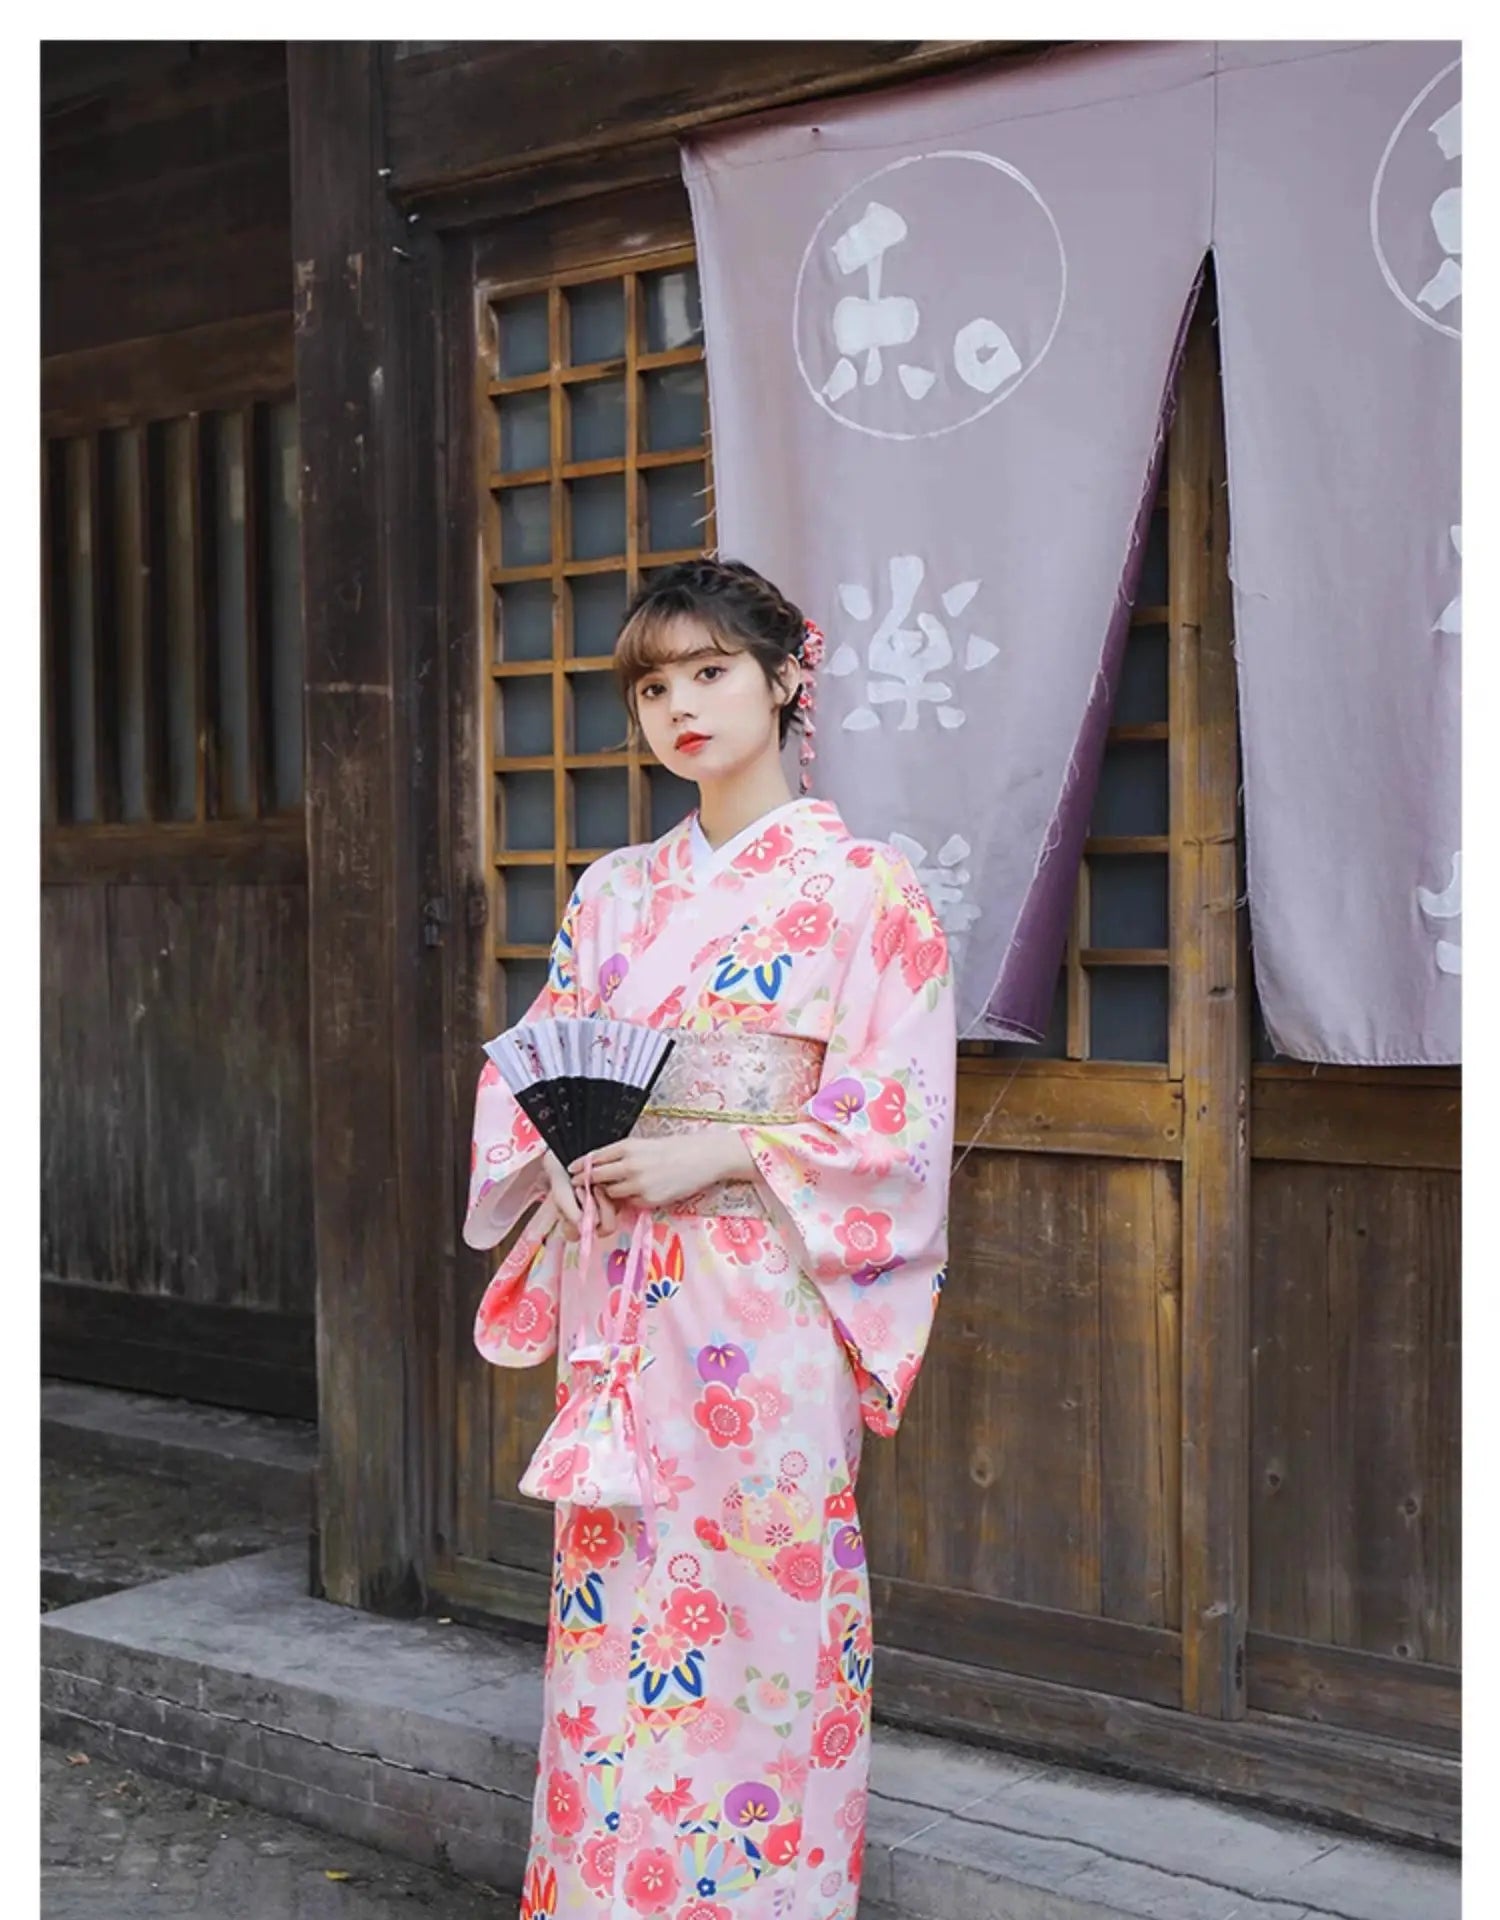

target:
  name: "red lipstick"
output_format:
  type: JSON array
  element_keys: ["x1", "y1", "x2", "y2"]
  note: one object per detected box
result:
[{"x1": 675, "y1": 732, "x2": 710, "y2": 755}]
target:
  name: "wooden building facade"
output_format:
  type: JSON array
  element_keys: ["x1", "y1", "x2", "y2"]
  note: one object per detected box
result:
[{"x1": 41, "y1": 40, "x2": 1459, "y2": 1854}]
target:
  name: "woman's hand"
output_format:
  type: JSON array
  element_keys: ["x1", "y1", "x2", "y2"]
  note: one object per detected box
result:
[{"x1": 569, "y1": 1130, "x2": 756, "y2": 1211}]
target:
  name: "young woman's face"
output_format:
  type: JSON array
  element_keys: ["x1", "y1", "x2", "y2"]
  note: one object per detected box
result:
[{"x1": 631, "y1": 617, "x2": 797, "y2": 783}]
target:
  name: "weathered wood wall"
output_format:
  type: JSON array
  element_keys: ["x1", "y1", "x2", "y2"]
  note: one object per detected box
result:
[{"x1": 41, "y1": 43, "x2": 311, "y2": 1416}]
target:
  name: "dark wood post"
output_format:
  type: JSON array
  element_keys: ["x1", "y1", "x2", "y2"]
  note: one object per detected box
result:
[
  {"x1": 1170, "y1": 279, "x2": 1252, "y2": 1717},
  {"x1": 288, "y1": 42, "x2": 447, "y2": 1612}
]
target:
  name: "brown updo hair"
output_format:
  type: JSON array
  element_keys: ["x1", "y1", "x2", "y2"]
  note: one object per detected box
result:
[{"x1": 614, "y1": 557, "x2": 809, "y2": 747}]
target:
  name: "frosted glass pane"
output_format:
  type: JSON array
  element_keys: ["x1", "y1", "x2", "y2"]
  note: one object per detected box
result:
[
  {"x1": 1114, "y1": 624, "x2": 1169, "y2": 726},
  {"x1": 498, "y1": 675, "x2": 553, "y2": 756},
  {"x1": 1089, "y1": 853, "x2": 1168, "y2": 950},
  {"x1": 648, "y1": 764, "x2": 697, "y2": 838},
  {"x1": 569, "y1": 378, "x2": 626, "y2": 462},
  {"x1": 267, "y1": 402, "x2": 304, "y2": 811},
  {"x1": 567, "y1": 280, "x2": 625, "y2": 364},
  {"x1": 212, "y1": 411, "x2": 252, "y2": 817},
  {"x1": 643, "y1": 266, "x2": 703, "y2": 352},
  {"x1": 500, "y1": 485, "x2": 551, "y2": 567},
  {"x1": 574, "y1": 672, "x2": 629, "y2": 753},
  {"x1": 570, "y1": 573, "x2": 627, "y2": 657},
  {"x1": 111, "y1": 428, "x2": 148, "y2": 822},
  {"x1": 644, "y1": 365, "x2": 706, "y2": 452},
  {"x1": 500, "y1": 772, "x2": 554, "y2": 850},
  {"x1": 500, "y1": 391, "x2": 550, "y2": 473},
  {"x1": 1137, "y1": 508, "x2": 1168, "y2": 605},
  {"x1": 163, "y1": 419, "x2": 198, "y2": 819},
  {"x1": 1090, "y1": 967, "x2": 1169, "y2": 1062},
  {"x1": 1091, "y1": 741, "x2": 1169, "y2": 838},
  {"x1": 573, "y1": 767, "x2": 628, "y2": 848},
  {"x1": 503, "y1": 959, "x2": 551, "y2": 1025},
  {"x1": 568, "y1": 475, "x2": 625, "y2": 561},
  {"x1": 65, "y1": 438, "x2": 97, "y2": 821},
  {"x1": 505, "y1": 865, "x2": 558, "y2": 946},
  {"x1": 498, "y1": 294, "x2": 549, "y2": 377},
  {"x1": 645, "y1": 463, "x2": 705, "y2": 553},
  {"x1": 497, "y1": 580, "x2": 554, "y2": 663}
]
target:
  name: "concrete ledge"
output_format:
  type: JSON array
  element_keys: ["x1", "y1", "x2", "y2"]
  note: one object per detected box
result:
[
  {"x1": 41, "y1": 1380, "x2": 315, "y2": 1520},
  {"x1": 40, "y1": 1549, "x2": 1460, "y2": 1920}
]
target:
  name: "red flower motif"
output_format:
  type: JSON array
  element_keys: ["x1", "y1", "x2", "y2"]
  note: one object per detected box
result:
[
  {"x1": 771, "y1": 1541, "x2": 823, "y2": 1603},
  {"x1": 556, "y1": 1703, "x2": 598, "y2": 1751},
  {"x1": 694, "y1": 1515, "x2": 727, "y2": 1550},
  {"x1": 735, "y1": 822, "x2": 794, "y2": 873},
  {"x1": 693, "y1": 1382, "x2": 757, "y2": 1450},
  {"x1": 764, "y1": 1817, "x2": 803, "y2": 1867},
  {"x1": 866, "y1": 1080, "x2": 907, "y2": 1136},
  {"x1": 545, "y1": 1767, "x2": 585, "y2": 1835},
  {"x1": 846, "y1": 844, "x2": 876, "y2": 869},
  {"x1": 774, "y1": 900, "x2": 835, "y2": 953},
  {"x1": 622, "y1": 1844, "x2": 680, "y2": 1913},
  {"x1": 664, "y1": 1584, "x2": 728, "y2": 1647},
  {"x1": 871, "y1": 905, "x2": 915, "y2": 972},
  {"x1": 579, "y1": 1833, "x2": 618, "y2": 1894},
  {"x1": 504, "y1": 1285, "x2": 557, "y2": 1350},
  {"x1": 563, "y1": 1506, "x2": 627, "y2": 1569},
  {"x1": 825, "y1": 1485, "x2": 856, "y2": 1520},
  {"x1": 833, "y1": 1207, "x2": 894, "y2": 1271},
  {"x1": 901, "y1": 932, "x2": 949, "y2": 991},
  {"x1": 645, "y1": 1774, "x2": 697, "y2": 1822},
  {"x1": 811, "y1": 1704, "x2": 864, "y2": 1770}
]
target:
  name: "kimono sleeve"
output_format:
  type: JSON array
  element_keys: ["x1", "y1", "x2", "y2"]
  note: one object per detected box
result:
[
  {"x1": 462, "y1": 885, "x2": 582, "y2": 1251},
  {"x1": 736, "y1": 847, "x2": 957, "y2": 1435}
]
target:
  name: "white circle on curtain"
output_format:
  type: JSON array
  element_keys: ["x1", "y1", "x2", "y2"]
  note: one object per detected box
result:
[
  {"x1": 1370, "y1": 58, "x2": 1462, "y2": 340},
  {"x1": 792, "y1": 150, "x2": 1067, "y2": 441}
]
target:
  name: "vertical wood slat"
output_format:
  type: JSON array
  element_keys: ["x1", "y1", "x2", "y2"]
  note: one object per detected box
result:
[
  {"x1": 548, "y1": 285, "x2": 569, "y2": 926},
  {"x1": 188, "y1": 412, "x2": 213, "y2": 821},
  {"x1": 42, "y1": 440, "x2": 59, "y2": 825},
  {"x1": 1170, "y1": 285, "x2": 1251, "y2": 1719},
  {"x1": 137, "y1": 427, "x2": 166, "y2": 822},
  {"x1": 242, "y1": 403, "x2": 266, "y2": 818},
  {"x1": 1067, "y1": 869, "x2": 1090, "y2": 1059},
  {"x1": 88, "y1": 432, "x2": 122, "y2": 823}
]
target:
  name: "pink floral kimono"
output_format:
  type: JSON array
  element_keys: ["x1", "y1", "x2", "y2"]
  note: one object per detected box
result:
[{"x1": 464, "y1": 795, "x2": 956, "y2": 1920}]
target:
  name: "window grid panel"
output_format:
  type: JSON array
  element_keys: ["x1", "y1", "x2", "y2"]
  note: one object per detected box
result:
[{"x1": 482, "y1": 246, "x2": 709, "y2": 1013}]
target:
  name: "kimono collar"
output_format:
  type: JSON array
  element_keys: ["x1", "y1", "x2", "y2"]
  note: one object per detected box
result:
[{"x1": 650, "y1": 795, "x2": 847, "y2": 896}]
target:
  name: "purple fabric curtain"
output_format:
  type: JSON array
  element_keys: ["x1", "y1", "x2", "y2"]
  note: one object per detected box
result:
[
  {"x1": 1213, "y1": 41, "x2": 1460, "y2": 1062},
  {"x1": 684, "y1": 40, "x2": 1461, "y2": 1062},
  {"x1": 683, "y1": 43, "x2": 1216, "y2": 1041}
]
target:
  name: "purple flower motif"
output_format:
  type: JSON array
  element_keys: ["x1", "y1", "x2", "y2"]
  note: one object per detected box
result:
[
  {"x1": 697, "y1": 1342, "x2": 750, "y2": 1388},
  {"x1": 723, "y1": 1780, "x2": 780, "y2": 1828},
  {"x1": 598, "y1": 953, "x2": 629, "y2": 1001},
  {"x1": 606, "y1": 1247, "x2": 629, "y2": 1288},
  {"x1": 809, "y1": 1077, "x2": 864, "y2": 1126},
  {"x1": 832, "y1": 1522, "x2": 866, "y2": 1570}
]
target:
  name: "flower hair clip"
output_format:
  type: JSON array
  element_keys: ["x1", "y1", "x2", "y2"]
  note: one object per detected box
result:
[{"x1": 796, "y1": 619, "x2": 826, "y2": 795}]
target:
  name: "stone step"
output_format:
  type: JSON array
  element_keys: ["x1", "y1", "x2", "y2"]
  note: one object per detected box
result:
[{"x1": 41, "y1": 1548, "x2": 1459, "y2": 1920}]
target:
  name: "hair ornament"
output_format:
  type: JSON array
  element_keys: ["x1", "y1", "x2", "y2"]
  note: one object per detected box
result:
[{"x1": 797, "y1": 619, "x2": 826, "y2": 794}]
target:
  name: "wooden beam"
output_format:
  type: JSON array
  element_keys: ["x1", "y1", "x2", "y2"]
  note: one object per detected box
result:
[
  {"x1": 1169, "y1": 281, "x2": 1252, "y2": 1720},
  {"x1": 289, "y1": 42, "x2": 445, "y2": 1614},
  {"x1": 955, "y1": 1063, "x2": 1182, "y2": 1161},
  {"x1": 42, "y1": 313, "x2": 294, "y2": 437},
  {"x1": 41, "y1": 817, "x2": 306, "y2": 885},
  {"x1": 1252, "y1": 1075, "x2": 1460, "y2": 1170}
]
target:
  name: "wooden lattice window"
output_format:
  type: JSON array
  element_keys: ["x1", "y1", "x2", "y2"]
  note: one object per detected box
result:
[
  {"x1": 42, "y1": 402, "x2": 303, "y2": 827},
  {"x1": 481, "y1": 249, "x2": 711, "y2": 1021}
]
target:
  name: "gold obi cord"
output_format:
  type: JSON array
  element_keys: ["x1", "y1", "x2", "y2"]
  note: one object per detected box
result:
[{"x1": 633, "y1": 1028, "x2": 826, "y2": 1218}]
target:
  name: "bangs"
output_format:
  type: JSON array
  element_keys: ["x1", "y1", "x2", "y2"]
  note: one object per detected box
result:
[{"x1": 613, "y1": 602, "x2": 743, "y2": 692}]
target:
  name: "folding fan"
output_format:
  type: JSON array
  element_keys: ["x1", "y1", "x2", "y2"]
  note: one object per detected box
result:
[{"x1": 482, "y1": 1016, "x2": 676, "y2": 1173}]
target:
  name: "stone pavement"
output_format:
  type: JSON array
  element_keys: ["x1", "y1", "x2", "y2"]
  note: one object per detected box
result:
[{"x1": 41, "y1": 1740, "x2": 519, "y2": 1918}]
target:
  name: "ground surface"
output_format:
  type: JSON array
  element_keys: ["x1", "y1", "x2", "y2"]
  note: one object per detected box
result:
[{"x1": 41, "y1": 1742, "x2": 520, "y2": 1918}]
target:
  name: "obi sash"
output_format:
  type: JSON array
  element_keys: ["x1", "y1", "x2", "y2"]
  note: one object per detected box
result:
[{"x1": 513, "y1": 1028, "x2": 825, "y2": 1520}]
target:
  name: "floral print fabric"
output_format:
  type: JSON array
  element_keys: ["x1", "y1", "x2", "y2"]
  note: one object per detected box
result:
[{"x1": 464, "y1": 797, "x2": 956, "y2": 1919}]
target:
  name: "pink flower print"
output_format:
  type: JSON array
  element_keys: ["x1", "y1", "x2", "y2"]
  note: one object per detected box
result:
[
  {"x1": 743, "y1": 1377, "x2": 788, "y2": 1429},
  {"x1": 729, "y1": 1603, "x2": 752, "y2": 1638},
  {"x1": 563, "y1": 1507, "x2": 628, "y2": 1570},
  {"x1": 617, "y1": 1805, "x2": 647, "y2": 1847},
  {"x1": 639, "y1": 1620, "x2": 691, "y2": 1672},
  {"x1": 694, "y1": 1516, "x2": 727, "y2": 1551},
  {"x1": 667, "y1": 1551, "x2": 703, "y2": 1586},
  {"x1": 902, "y1": 931, "x2": 949, "y2": 991},
  {"x1": 677, "y1": 1902, "x2": 730, "y2": 1920},
  {"x1": 586, "y1": 1630, "x2": 630, "y2": 1684},
  {"x1": 746, "y1": 1670, "x2": 794, "y2": 1725},
  {"x1": 726, "y1": 1287, "x2": 787, "y2": 1336},
  {"x1": 872, "y1": 904, "x2": 915, "y2": 972},
  {"x1": 684, "y1": 1700, "x2": 741, "y2": 1755},
  {"x1": 478, "y1": 1060, "x2": 499, "y2": 1088},
  {"x1": 809, "y1": 1077, "x2": 865, "y2": 1126},
  {"x1": 645, "y1": 1774, "x2": 697, "y2": 1823},
  {"x1": 816, "y1": 1640, "x2": 840, "y2": 1690},
  {"x1": 851, "y1": 1301, "x2": 893, "y2": 1353},
  {"x1": 834, "y1": 1207, "x2": 894, "y2": 1271},
  {"x1": 724, "y1": 1780, "x2": 781, "y2": 1827},
  {"x1": 774, "y1": 900, "x2": 835, "y2": 953},
  {"x1": 598, "y1": 953, "x2": 629, "y2": 1002},
  {"x1": 545, "y1": 1768, "x2": 585, "y2": 1836},
  {"x1": 693, "y1": 1382, "x2": 757, "y2": 1450},
  {"x1": 767, "y1": 1741, "x2": 810, "y2": 1800},
  {"x1": 707, "y1": 1215, "x2": 770, "y2": 1266},
  {"x1": 735, "y1": 821, "x2": 794, "y2": 873},
  {"x1": 771, "y1": 1541, "x2": 823, "y2": 1603},
  {"x1": 534, "y1": 1442, "x2": 586, "y2": 1501},
  {"x1": 811, "y1": 1704, "x2": 864, "y2": 1770},
  {"x1": 738, "y1": 922, "x2": 790, "y2": 966},
  {"x1": 653, "y1": 1454, "x2": 695, "y2": 1511},
  {"x1": 866, "y1": 1078, "x2": 907, "y2": 1135},
  {"x1": 579, "y1": 1832, "x2": 618, "y2": 1894},
  {"x1": 846, "y1": 843, "x2": 875, "y2": 869},
  {"x1": 506, "y1": 1285, "x2": 557, "y2": 1351},
  {"x1": 664, "y1": 1585, "x2": 728, "y2": 1648},
  {"x1": 556, "y1": 1702, "x2": 599, "y2": 1751},
  {"x1": 794, "y1": 1361, "x2": 823, "y2": 1394},
  {"x1": 696, "y1": 1342, "x2": 750, "y2": 1389},
  {"x1": 623, "y1": 1845, "x2": 680, "y2": 1913},
  {"x1": 837, "y1": 1786, "x2": 868, "y2": 1838}
]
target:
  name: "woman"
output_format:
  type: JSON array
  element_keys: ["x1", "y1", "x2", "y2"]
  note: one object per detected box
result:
[{"x1": 464, "y1": 557, "x2": 956, "y2": 1920}]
